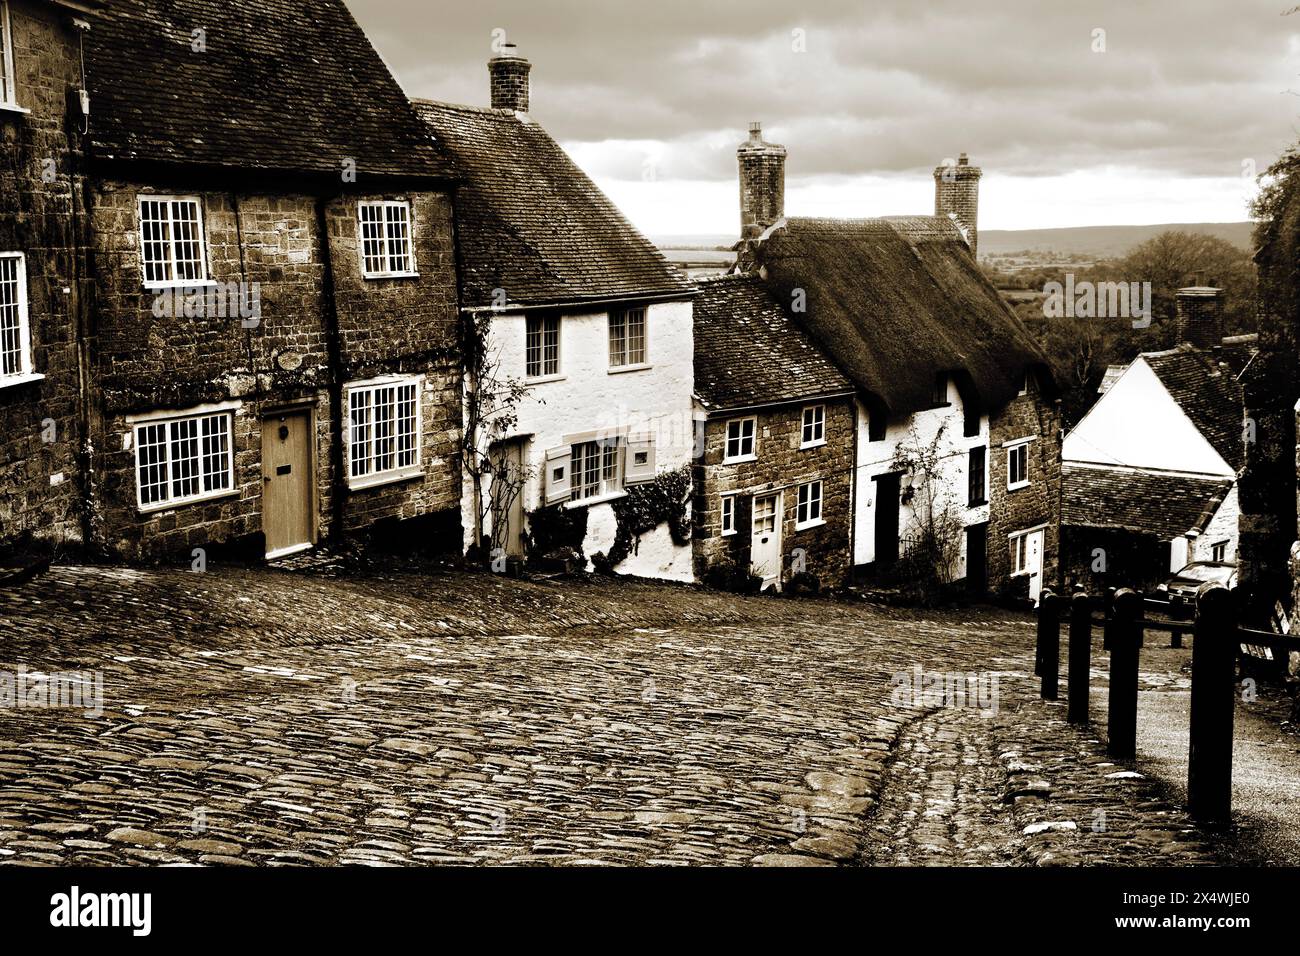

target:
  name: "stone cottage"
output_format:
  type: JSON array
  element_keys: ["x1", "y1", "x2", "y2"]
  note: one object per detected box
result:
[
  {"x1": 414, "y1": 45, "x2": 699, "y2": 581},
  {"x1": 29, "y1": 0, "x2": 464, "y2": 561},
  {"x1": 1062, "y1": 288, "x2": 1251, "y2": 591},
  {"x1": 732, "y1": 125, "x2": 1060, "y2": 600},
  {"x1": 0, "y1": 0, "x2": 93, "y2": 556},
  {"x1": 692, "y1": 274, "x2": 855, "y2": 590}
]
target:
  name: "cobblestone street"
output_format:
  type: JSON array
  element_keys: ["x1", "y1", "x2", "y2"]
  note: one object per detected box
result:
[{"x1": 0, "y1": 563, "x2": 1225, "y2": 866}]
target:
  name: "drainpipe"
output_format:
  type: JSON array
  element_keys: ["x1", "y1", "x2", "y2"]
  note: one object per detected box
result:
[{"x1": 313, "y1": 196, "x2": 347, "y2": 540}]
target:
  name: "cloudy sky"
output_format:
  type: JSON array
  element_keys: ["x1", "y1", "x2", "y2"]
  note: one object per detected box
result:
[{"x1": 348, "y1": 0, "x2": 1300, "y2": 236}]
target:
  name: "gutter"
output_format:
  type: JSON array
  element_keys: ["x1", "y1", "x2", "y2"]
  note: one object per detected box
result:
[{"x1": 461, "y1": 289, "x2": 698, "y2": 314}]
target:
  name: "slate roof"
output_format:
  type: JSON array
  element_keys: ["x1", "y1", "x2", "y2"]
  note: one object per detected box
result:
[
  {"x1": 1143, "y1": 346, "x2": 1245, "y2": 470},
  {"x1": 1062, "y1": 464, "x2": 1232, "y2": 540},
  {"x1": 693, "y1": 274, "x2": 853, "y2": 411},
  {"x1": 83, "y1": 0, "x2": 454, "y2": 180},
  {"x1": 412, "y1": 100, "x2": 694, "y2": 308},
  {"x1": 751, "y1": 216, "x2": 1051, "y2": 416}
]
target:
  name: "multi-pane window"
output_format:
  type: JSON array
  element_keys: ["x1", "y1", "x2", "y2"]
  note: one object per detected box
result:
[
  {"x1": 525, "y1": 314, "x2": 560, "y2": 378},
  {"x1": 1, "y1": 0, "x2": 16, "y2": 108},
  {"x1": 1009, "y1": 531, "x2": 1029, "y2": 576},
  {"x1": 1007, "y1": 441, "x2": 1030, "y2": 489},
  {"x1": 968, "y1": 446, "x2": 987, "y2": 506},
  {"x1": 134, "y1": 411, "x2": 234, "y2": 509},
  {"x1": 570, "y1": 439, "x2": 621, "y2": 501},
  {"x1": 797, "y1": 481, "x2": 823, "y2": 528},
  {"x1": 720, "y1": 496, "x2": 736, "y2": 536},
  {"x1": 0, "y1": 253, "x2": 31, "y2": 380},
  {"x1": 724, "y1": 417, "x2": 756, "y2": 462},
  {"x1": 1211, "y1": 542, "x2": 1228, "y2": 563},
  {"x1": 138, "y1": 197, "x2": 208, "y2": 286},
  {"x1": 358, "y1": 201, "x2": 416, "y2": 277},
  {"x1": 801, "y1": 405, "x2": 825, "y2": 447},
  {"x1": 609, "y1": 307, "x2": 647, "y2": 368},
  {"x1": 348, "y1": 379, "x2": 421, "y2": 486}
]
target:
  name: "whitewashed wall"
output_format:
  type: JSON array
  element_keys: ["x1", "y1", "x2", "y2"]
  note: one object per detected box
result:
[
  {"x1": 853, "y1": 378, "x2": 991, "y2": 580},
  {"x1": 1189, "y1": 484, "x2": 1240, "y2": 566},
  {"x1": 463, "y1": 299, "x2": 696, "y2": 581}
]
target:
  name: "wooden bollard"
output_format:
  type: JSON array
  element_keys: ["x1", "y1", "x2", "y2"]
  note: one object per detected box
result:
[
  {"x1": 1189, "y1": 583, "x2": 1236, "y2": 825},
  {"x1": 1067, "y1": 591, "x2": 1092, "y2": 724},
  {"x1": 1037, "y1": 590, "x2": 1060, "y2": 700},
  {"x1": 1107, "y1": 589, "x2": 1143, "y2": 760}
]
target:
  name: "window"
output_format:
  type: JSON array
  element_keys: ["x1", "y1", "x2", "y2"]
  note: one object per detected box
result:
[
  {"x1": 1018, "y1": 371, "x2": 1030, "y2": 397},
  {"x1": 570, "y1": 439, "x2": 622, "y2": 501},
  {"x1": 348, "y1": 378, "x2": 421, "y2": 488},
  {"x1": 526, "y1": 314, "x2": 560, "y2": 379},
  {"x1": 609, "y1": 307, "x2": 647, "y2": 368},
  {"x1": 797, "y1": 481, "x2": 823, "y2": 529},
  {"x1": 1009, "y1": 531, "x2": 1029, "y2": 576},
  {"x1": 1211, "y1": 541, "x2": 1228, "y2": 563},
  {"x1": 724, "y1": 417, "x2": 756, "y2": 462},
  {"x1": 358, "y1": 201, "x2": 416, "y2": 277},
  {"x1": 932, "y1": 373, "x2": 949, "y2": 407},
  {"x1": 801, "y1": 405, "x2": 826, "y2": 448},
  {"x1": 133, "y1": 409, "x2": 234, "y2": 510},
  {"x1": 968, "y1": 446, "x2": 987, "y2": 506},
  {"x1": 0, "y1": 252, "x2": 32, "y2": 381},
  {"x1": 720, "y1": 496, "x2": 736, "y2": 536},
  {"x1": 1007, "y1": 441, "x2": 1030, "y2": 490},
  {"x1": 1, "y1": 0, "x2": 16, "y2": 108},
  {"x1": 138, "y1": 197, "x2": 208, "y2": 287}
]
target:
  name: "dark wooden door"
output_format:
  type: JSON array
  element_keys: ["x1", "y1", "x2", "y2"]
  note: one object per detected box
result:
[
  {"x1": 966, "y1": 523, "x2": 988, "y2": 594},
  {"x1": 873, "y1": 472, "x2": 901, "y2": 567}
]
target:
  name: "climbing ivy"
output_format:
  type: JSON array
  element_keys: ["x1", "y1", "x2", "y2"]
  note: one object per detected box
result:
[{"x1": 592, "y1": 466, "x2": 693, "y2": 573}]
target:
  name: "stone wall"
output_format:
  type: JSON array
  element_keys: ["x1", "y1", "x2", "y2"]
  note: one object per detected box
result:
[
  {"x1": 0, "y1": 2, "x2": 85, "y2": 550},
  {"x1": 693, "y1": 398, "x2": 854, "y2": 588}
]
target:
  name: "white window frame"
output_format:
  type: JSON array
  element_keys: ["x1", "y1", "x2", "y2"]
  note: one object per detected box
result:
[
  {"x1": 724, "y1": 416, "x2": 757, "y2": 463},
  {"x1": 525, "y1": 314, "x2": 561, "y2": 381},
  {"x1": 137, "y1": 195, "x2": 211, "y2": 289},
  {"x1": 1006, "y1": 439, "x2": 1032, "y2": 491},
  {"x1": 1009, "y1": 530, "x2": 1029, "y2": 577},
  {"x1": 796, "y1": 480, "x2": 824, "y2": 530},
  {"x1": 346, "y1": 375, "x2": 423, "y2": 491},
  {"x1": 0, "y1": 251, "x2": 35, "y2": 384},
  {"x1": 720, "y1": 495, "x2": 736, "y2": 537},
  {"x1": 1210, "y1": 541, "x2": 1228, "y2": 563},
  {"x1": 130, "y1": 405, "x2": 237, "y2": 512},
  {"x1": 358, "y1": 200, "x2": 418, "y2": 278},
  {"x1": 569, "y1": 437, "x2": 623, "y2": 504},
  {"x1": 608, "y1": 306, "x2": 648, "y2": 370},
  {"x1": 0, "y1": 0, "x2": 18, "y2": 110},
  {"x1": 800, "y1": 404, "x2": 826, "y2": 448}
]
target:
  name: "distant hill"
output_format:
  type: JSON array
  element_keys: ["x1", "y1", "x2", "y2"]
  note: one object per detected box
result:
[{"x1": 978, "y1": 222, "x2": 1253, "y2": 259}]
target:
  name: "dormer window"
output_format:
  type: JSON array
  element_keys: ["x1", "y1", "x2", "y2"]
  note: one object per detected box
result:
[
  {"x1": 932, "y1": 373, "x2": 949, "y2": 407},
  {"x1": 358, "y1": 201, "x2": 417, "y2": 278},
  {"x1": 0, "y1": 1, "x2": 17, "y2": 109}
]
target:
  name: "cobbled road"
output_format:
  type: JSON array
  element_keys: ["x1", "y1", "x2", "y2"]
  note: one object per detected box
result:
[{"x1": 0, "y1": 563, "x2": 1221, "y2": 866}]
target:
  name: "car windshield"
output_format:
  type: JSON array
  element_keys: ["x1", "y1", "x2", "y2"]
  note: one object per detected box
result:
[{"x1": 1177, "y1": 564, "x2": 1233, "y2": 583}]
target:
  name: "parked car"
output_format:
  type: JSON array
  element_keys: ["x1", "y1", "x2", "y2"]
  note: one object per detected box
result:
[{"x1": 1156, "y1": 561, "x2": 1238, "y2": 605}]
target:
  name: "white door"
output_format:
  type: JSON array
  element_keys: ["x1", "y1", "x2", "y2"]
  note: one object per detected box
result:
[
  {"x1": 751, "y1": 493, "x2": 783, "y2": 591},
  {"x1": 1026, "y1": 529, "x2": 1045, "y2": 604}
]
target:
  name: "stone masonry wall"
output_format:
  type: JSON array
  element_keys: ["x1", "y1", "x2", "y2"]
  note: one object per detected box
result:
[
  {"x1": 0, "y1": 2, "x2": 85, "y2": 550},
  {"x1": 694, "y1": 399, "x2": 854, "y2": 587}
]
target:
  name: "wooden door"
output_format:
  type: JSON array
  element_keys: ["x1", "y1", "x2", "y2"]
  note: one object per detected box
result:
[
  {"x1": 262, "y1": 411, "x2": 314, "y2": 559},
  {"x1": 874, "y1": 472, "x2": 901, "y2": 567},
  {"x1": 1026, "y1": 529, "x2": 1045, "y2": 604},
  {"x1": 966, "y1": 523, "x2": 988, "y2": 594},
  {"x1": 750, "y1": 492, "x2": 783, "y2": 590},
  {"x1": 490, "y1": 438, "x2": 526, "y2": 558}
]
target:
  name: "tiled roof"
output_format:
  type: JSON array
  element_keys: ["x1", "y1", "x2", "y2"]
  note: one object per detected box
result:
[
  {"x1": 1143, "y1": 346, "x2": 1245, "y2": 470},
  {"x1": 1062, "y1": 464, "x2": 1232, "y2": 540},
  {"x1": 752, "y1": 216, "x2": 1051, "y2": 416},
  {"x1": 413, "y1": 100, "x2": 694, "y2": 308},
  {"x1": 84, "y1": 0, "x2": 454, "y2": 180},
  {"x1": 693, "y1": 274, "x2": 853, "y2": 411}
]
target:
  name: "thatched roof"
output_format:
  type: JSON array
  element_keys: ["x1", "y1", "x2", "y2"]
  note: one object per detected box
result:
[{"x1": 752, "y1": 216, "x2": 1051, "y2": 416}]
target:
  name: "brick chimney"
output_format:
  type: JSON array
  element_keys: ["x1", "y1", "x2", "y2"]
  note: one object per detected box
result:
[
  {"x1": 1174, "y1": 287, "x2": 1225, "y2": 349},
  {"x1": 934, "y1": 152, "x2": 982, "y2": 258},
  {"x1": 738, "y1": 122, "x2": 786, "y2": 240},
  {"x1": 489, "y1": 43, "x2": 531, "y2": 113}
]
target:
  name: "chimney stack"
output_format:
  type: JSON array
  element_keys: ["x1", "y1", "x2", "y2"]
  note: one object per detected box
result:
[
  {"x1": 737, "y1": 122, "x2": 786, "y2": 240},
  {"x1": 489, "y1": 43, "x2": 531, "y2": 113},
  {"x1": 934, "y1": 152, "x2": 982, "y2": 258},
  {"x1": 1174, "y1": 287, "x2": 1225, "y2": 349}
]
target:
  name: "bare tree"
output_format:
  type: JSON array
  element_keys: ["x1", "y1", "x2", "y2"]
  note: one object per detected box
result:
[{"x1": 892, "y1": 423, "x2": 965, "y2": 586}]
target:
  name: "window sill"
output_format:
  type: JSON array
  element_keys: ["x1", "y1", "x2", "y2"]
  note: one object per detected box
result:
[
  {"x1": 795, "y1": 519, "x2": 826, "y2": 532},
  {"x1": 608, "y1": 363, "x2": 652, "y2": 375},
  {"x1": 565, "y1": 489, "x2": 627, "y2": 510},
  {"x1": 362, "y1": 271, "x2": 420, "y2": 281},
  {"x1": 800, "y1": 440, "x2": 827, "y2": 450},
  {"x1": 1007, "y1": 481, "x2": 1031, "y2": 492},
  {"x1": 144, "y1": 279, "x2": 219, "y2": 291},
  {"x1": 0, "y1": 371, "x2": 45, "y2": 391},
  {"x1": 525, "y1": 373, "x2": 566, "y2": 385},
  {"x1": 137, "y1": 488, "x2": 239, "y2": 515},
  {"x1": 721, "y1": 529, "x2": 737, "y2": 538},
  {"x1": 0, "y1": 102, "x2": 30, "y2": 115},
  {"x1": 347, "y1": 467, "x2": 424, "y2": 492},
  {"x1": 723, "y1": 454, "x2": 758, "y2": 465},
  {"x1": 968, "y1": 498, "x2": 988, "y2": 508}
]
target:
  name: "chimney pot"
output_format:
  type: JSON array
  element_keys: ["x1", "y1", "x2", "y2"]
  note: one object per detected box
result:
[{"x1": 737, "y1": 122, "x2": 787, "y2": 244}]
